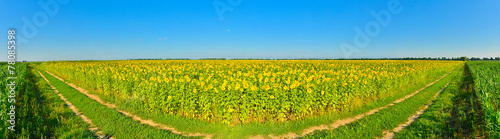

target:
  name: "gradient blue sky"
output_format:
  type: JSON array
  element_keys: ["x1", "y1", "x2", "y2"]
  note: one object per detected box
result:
[{"x1": 1, "y1": 0, "x2": 500, "y2": 61}]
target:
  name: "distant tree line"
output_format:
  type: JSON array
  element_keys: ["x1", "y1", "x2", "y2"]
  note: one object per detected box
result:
[
  {"x1": 199, "y1": 58, "x2": 226, "y2": 60},
  {"x1": 127, "y1": 58, "x2": 189, "y2": 60},
  {"x1": 231, "y1": 58, "x2": 273, "y2": 60},
  {"x1": 125, "y1": 57, "x2": 500, "y2": 61},
  {"x1": 469, "y1": 57, "x2": 500, "y2": 61}
]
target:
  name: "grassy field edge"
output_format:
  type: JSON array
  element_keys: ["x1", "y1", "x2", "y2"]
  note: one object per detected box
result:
[
  {"x1": 467, "y1": 61, "x2": 500, "y2": 137},
  {"x1": 32, "y1": 65, "x2": 97, "y2": 138}
]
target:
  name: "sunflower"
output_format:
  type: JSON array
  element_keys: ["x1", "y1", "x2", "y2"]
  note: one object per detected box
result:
[{"x1": 251, "y1": 86, "x2": 258, "y2": 91}]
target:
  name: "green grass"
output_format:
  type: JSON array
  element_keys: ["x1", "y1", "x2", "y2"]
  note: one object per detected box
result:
[
  {"x1": 300, "y1": 66, "x2": 461, "y2": 138},
  {"x1": 40, "y1": 63, "x2": 461, "y2": 138},
  {"x1": 111, "y1": 71, "x2": 452, "y2": 138},
  {"x1": 468, "y1": 61, "x2": 500, "y2": 137},
  {"x1": 33, "y1": 66, "x2": 97, "y2": 138},
  {"x1": 395, "y1": 64, "x2": 487, "y2": 138},
  {"x1": 1, "y1": 63, "x2": 47, "y2": 138},
  {"x1": 1, "y1": 63, "x2": 96, "y2": 138},
  {"x1": 38, "y1": 70, "x2": 200, "y2": 139}
]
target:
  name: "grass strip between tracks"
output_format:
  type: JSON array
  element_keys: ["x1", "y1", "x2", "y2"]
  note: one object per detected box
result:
[
  {"x1": 395, "y1": 63, "x2": 487, "y2": 138},
  {"x1": 38, "y1": 70, "x2": 201, "y2": 139},
  {"x1": 301, "y1": 66, "x2": 460, "y2": 139},
  {"x1": 35, "y1": 69, "x2": 97, "y2": 138}
]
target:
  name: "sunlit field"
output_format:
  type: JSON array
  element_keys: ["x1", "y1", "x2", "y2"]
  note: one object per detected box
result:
[{"x1": 42, "y1": 60, "x2": 461, "y2": 124}]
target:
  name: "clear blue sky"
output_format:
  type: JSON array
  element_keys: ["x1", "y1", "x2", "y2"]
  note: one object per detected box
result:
[{"x1": 1, "y1": 0, "x2": 499, "y2": 61}]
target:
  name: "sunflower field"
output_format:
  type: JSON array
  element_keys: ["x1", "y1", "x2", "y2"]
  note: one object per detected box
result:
[{"x1": 41, "y1": 60, "x2": 461, "y2": 124}]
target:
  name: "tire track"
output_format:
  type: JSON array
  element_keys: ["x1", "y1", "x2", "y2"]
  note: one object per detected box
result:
[
  {"x1": 45, "y1": 69, "x2": 452, "y2": 139},
  {"x1": 379, "y1": 71, "x2": 458, "y2": 139},
  {"x1": 38, "y1": 71, "x2": 112, "y2": 139},
  {"x1": 251, "y1": 71, "x2": 453, "y2": 139},
  {"x1": 44, "y1": 70, "x2": 212, "y2": 139}
]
